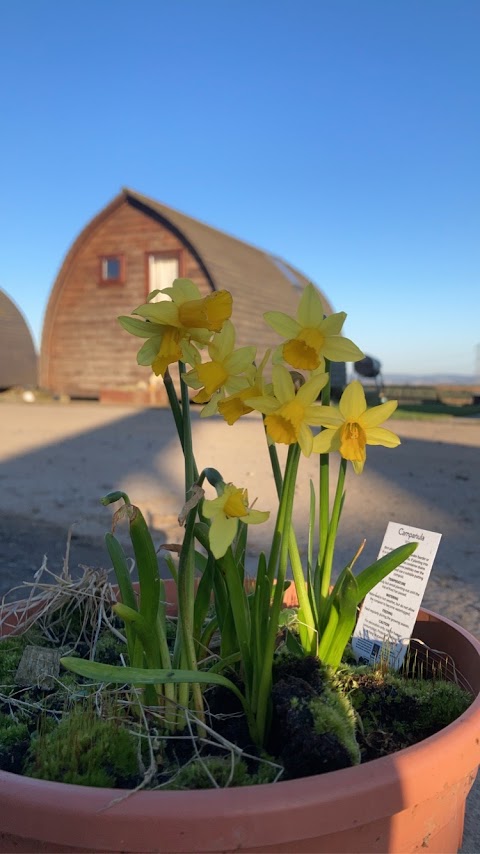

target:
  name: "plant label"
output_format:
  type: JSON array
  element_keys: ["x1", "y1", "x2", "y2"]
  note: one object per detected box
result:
[{"x1": 352, "y1": 522, "x2": 442, "y2": 669}]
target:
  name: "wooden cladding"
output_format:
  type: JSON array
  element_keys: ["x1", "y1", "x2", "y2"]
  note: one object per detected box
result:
[{"x1": 41, "y1": 198, "x2": 210, "y2": 396}]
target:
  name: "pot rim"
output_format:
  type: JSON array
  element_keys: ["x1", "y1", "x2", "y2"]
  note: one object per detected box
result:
[{"x1": 1, "y1": 603, "x2": 479, "y2": 850}]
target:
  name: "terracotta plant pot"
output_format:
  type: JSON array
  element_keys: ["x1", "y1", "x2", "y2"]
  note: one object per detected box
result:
[{"x1": 1, "y1": 591, "x2": 480, "y2": 853}]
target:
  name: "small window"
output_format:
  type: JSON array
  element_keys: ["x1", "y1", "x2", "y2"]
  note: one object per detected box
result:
[{"x1": 99, "y1": 255, "x2": 125, "y2": 284}]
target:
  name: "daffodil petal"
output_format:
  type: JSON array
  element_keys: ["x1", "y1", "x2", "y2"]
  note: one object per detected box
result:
[
  {"x1": 134, "y1": 301, "x2": 180, "y2": 327},
  {"x1": 311, "y1": 405, "x2": 344, "y2": 428},
  {"x1": 181, "y1": 339, "x2": 202, "y2": 366},
  {"x1": 168, "y1": 278, "x2": 202, "y2": 304},
  {"x1": 193, "y1": 388, "x2": 212, "y2": 404},
  {"x1": 339, "y1": 381, "x2": 367, "y2": 420},
  {"x1": 304, "y1": 404, "x2": 331, "y2": 426},
  {"x1": 182, "y1": 368, "x2": 203, "y2": 389},
  {"x1": 200, "y1": 391, "x2": 224, "y2": 418},
  {"x1": 297, "y1": 283, "x2": 325, "y2": 327},
  {"x1": 202, "y1": 495, "x2": 227, "y2": 519},
  {"x1": 118, "y1": 316, "x2": 161, "y2": 338},
  {"x1": 244, "y1": 395, "x2": 279, "y2": 415},
  {"x1": 209, "y1": 514, "x2": 238, "y2": 559},
  {"x1": 136, "y1": 336, "x2": 162, "y2": 366},
  {"x1": 224, "y1": 375, "x2": 250, "y2": 394},
  {"x1": 361, "y1": 399, "x2": 398, "y2": 428},
  {"x1": 297, "y1": 423, "x2": 313, "y2": 457},
  {"x1": 320, "y1": 312, "x2": 347, "y2": 336},
  {"x1": 322, "y1": 337, "x2": 365, "y2": 364},
  {"x1": 241, "y1": 508, "x2": 270, "y2": 525},
  {"x1": 296, "y1": 372, "x2": 329, "y2": 405},
  {"x1": 352, "y1": 459, "x2": 365, "y2": 474},
  {"x1": 365, "y1": 427, "x2": 401, "y2": 448},
  {"x1": 272, "y1": 365, "x2": 295, "y2": 403},
  {"x1": 264, "y1": 311, "x2": 300, "y2": 338},
  {"x1": 224, "y1": 346, "x2": 256, "y2": 374},
  {"x1": 311, "y1": 428, "x2": 339, "y2": 454},
  {"x1": 209, "y1": 320, "x2": 235, "y2": 361},
  {"x1": 271, "y1": 344, "x2": 286, "y2": 365}
]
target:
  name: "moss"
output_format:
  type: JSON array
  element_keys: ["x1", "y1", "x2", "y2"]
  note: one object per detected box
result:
[
  {"x1": 168, "y1": 754, "x2": 278, "y2": 789},
  {"x1": 337, "y1": 666, "x2": 472, "y2": 761},
  {"x1": 23, "y1": 704, "x2": 141, "y2": 788},
  {"x1": 0, "y1": 712, "x2": 29, "y2": 748},
  {"x1": 0, "y1": 711, "x2": 30, "y2": 773},
  {"x1": 309, "y1": 685, "x2": 360, "y2": 766},
  {"x1": 0, "y1": 636, "x2": 26, "y2": 687},
  {"x1": 94, "y1": 631, "x2": 126, "y2": 665},
  {"x1": 269, "y1": 655, "x2": 360, "y2": 779}
]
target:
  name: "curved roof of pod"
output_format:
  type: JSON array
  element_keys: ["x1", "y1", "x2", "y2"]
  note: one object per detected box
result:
[
  {"x1": 122, "y1": 189, "x2": 336, "y2": 337},
  {"x1": 0, "y1": 289, "x2": 37, "y2": 389}
]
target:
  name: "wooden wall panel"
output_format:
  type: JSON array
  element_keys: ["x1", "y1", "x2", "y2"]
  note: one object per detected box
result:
[{"x1": 41, "y1": 201, "x2": 210, "y2": 397}]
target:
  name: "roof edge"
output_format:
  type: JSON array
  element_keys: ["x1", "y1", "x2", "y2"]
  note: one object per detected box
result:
[{"x1": 122, "y1": 188, "x2": 218, "y2": 292}]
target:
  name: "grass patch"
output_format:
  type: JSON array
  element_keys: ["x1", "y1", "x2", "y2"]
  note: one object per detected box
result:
[{"x1": 394, "y1": 402, "x2": 480, "y2": 420}]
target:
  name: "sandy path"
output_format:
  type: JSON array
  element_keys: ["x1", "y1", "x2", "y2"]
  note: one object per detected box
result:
[{"x1": 1, "y1": 400, "x2": 478, "y2": 632}]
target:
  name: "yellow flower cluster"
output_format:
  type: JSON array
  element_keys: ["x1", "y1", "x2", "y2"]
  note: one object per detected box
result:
[
  {"x1": 119, "y1": 277, "x2": 401, "y2": 554},
  {"x1": 119, "y1": 278, "x2": 400, "y2": 473}
]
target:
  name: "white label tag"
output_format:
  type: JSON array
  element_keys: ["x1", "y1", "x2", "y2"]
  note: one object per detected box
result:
[{"x1": 351, "y1": 522, "x2": 442, "y2": 669}]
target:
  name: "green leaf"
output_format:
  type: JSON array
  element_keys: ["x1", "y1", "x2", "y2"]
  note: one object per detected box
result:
[
  {"x1": 307, "y1": 480, "x2": 316, "y2": 578},
  {"x1": 252, "y1": 554, "x2": 270, "y2": 656},
  {"x1": 105, "y1": 534, "x2": 137, "y2": 612},
  {"x1": 194, "y1": 553, "x2": 215, "y2": 645},
  {"x1": 233, "y1": 520, "x2": 248, "y2": 579},
  {"x1": 318, "y1": 569, "x2": 358, "y2": 669},
  {"x1": 104, "y1": 533, "x2": 137, "y2": 658},
  {"x1": 127, "y1": 505, "x2": 161, "y2": 633},
  {"x1": 219, "y1": 548, "x2": 252, "y2": 690},
  {"x1": 117, "y1": 316, "x2": 156, "y2": 338},
  {"x1": 60, "y1": 658, "x2": 247, "y2": 710},
  {"x1": 285, "y1": 630, "x2": 304, "y2": 656},
  {"x1": 355, "y1": 542, "x2": 417, "y2": 604},
  {"x1": 113, "y1": 603, "x2": 161, "y2": 670},
  {"x1": 162, "y1": 552, "x2": 178, "y2": 584}
]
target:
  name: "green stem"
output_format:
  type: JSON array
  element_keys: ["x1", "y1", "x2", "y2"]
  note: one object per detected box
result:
[
  {"x1": 264, "y1": 419, "x2": 283, "y2": 495},
  {"x1": 317, "y1": 359, "x2": 331, "y2": 581},
  {"x1": 288, "y1": 530, "x2": 316, "y2": 654},
  {"x1": 163, "y1": 368, "x2": 185, "y2": 447},
  {"x1": 319, "y1": 457, "x2": 347, "y2": 612},
  {"x1": 163, "y1": 366, "x2": 199, "y2": 481},
  {"x1": 318, "y1": 453, "x2": 329, "y2": 577},
  {"x1": 180, "y1": 361, "x2": 195, "y2": 495},
  {"x1": 255, "y1": 443, "x2": 300, "y2": 744},
  {"x1": 156, "y1": 581, "x2": 177, "y2": 729},
  {"x1": 175, "y1": 363, "x2": 204, "y2": 728},
  {"x1": 265, "y1": 429, "x2": 315, "y2": 653}
]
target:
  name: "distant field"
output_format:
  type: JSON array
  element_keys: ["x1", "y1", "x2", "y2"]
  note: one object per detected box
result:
[{"x1": 364, "y1": 384, "x2": 480, "y2": 419}]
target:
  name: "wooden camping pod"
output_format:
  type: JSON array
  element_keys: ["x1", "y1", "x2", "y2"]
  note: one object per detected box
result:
[{"x1": 40, "y1": 189, "x2": 345, "y2": 400}]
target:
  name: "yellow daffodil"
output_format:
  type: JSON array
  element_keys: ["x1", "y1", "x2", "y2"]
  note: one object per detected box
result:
[
  {"x1": 203, "y1": 483, "x2": 270, "y2": 559},
  {"x1": 217, "y1": 351, "x2": 271, "y2": 425},
  {"x1": 183, "y1": 321, "x2": 256, "y2": 414},
  {"x1": 118, "y1": 279, "x2": 232, "y2": 376},
  {"x1": 264, "y1": 283, "x2": 364, "y2": 371},
  {"x1": 311, "y1": 380, "x2": 400, "y2": 473},
  {"x1": 245, "y1": 365, "x2": 329, "y2": 456}
]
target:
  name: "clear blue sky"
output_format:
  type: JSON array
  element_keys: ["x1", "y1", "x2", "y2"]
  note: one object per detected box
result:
[{"x1": 0, "y1": 0, "x2": 478, "y2": 377}]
